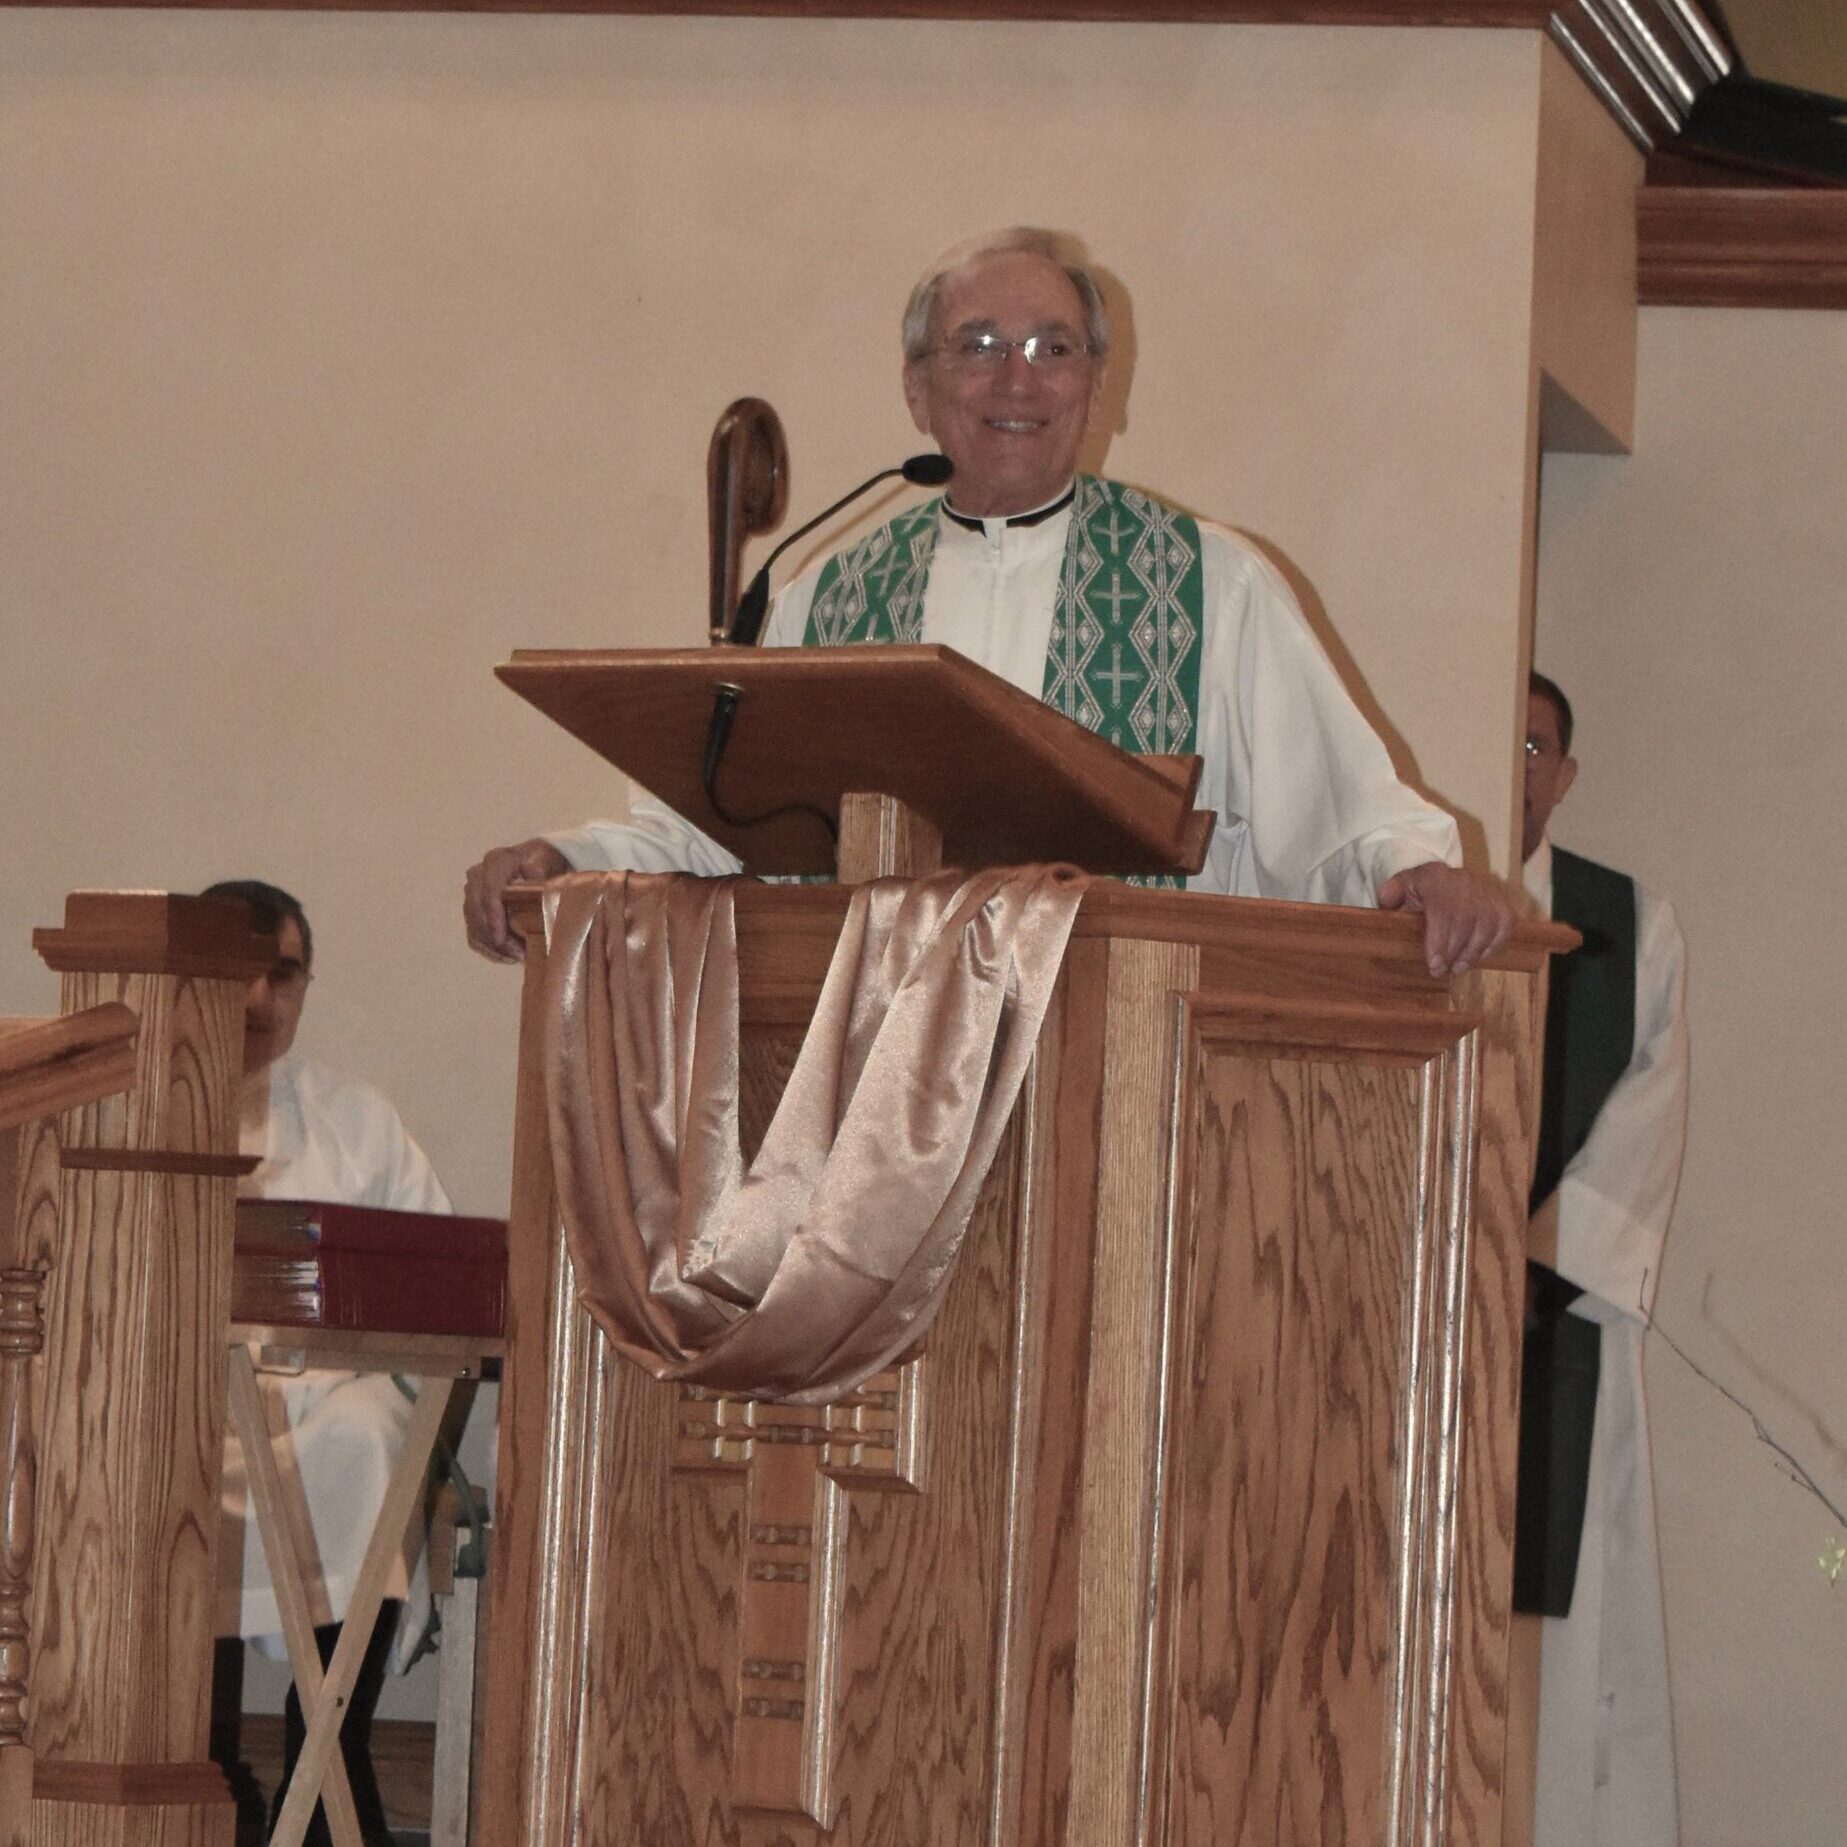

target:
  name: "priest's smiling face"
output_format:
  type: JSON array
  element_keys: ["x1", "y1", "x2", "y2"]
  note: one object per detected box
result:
[{"x1": 901, "y1": 250, "x2": 1102, "y2": 519}]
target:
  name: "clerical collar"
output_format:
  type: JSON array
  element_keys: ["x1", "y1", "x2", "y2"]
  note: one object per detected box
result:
[{"x1": 941, "y1": 483, "x2": 1076, "y2": 533}]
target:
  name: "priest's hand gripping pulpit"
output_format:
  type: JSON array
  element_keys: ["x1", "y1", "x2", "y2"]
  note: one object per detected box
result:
[{"x1": 476, "y1": 646, "x2": 1558, "y2": 1847}]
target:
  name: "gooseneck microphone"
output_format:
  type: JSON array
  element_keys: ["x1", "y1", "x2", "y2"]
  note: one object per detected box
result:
[{"x1": 727, "y1": 452, "x2": 954, "y2": 646}]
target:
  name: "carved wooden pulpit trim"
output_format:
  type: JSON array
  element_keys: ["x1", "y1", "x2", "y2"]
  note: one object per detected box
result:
[
  {"x1": 1132, "y1": 984, "x2": 1514, "y2": 1847},
  {"x1": 674, "y1": 1360, "x2": 926, "y2": 1823}
]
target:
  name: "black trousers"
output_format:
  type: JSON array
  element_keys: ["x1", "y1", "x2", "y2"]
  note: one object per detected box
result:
[{"x1": 210, "y1": 1601, "x2": 402, "y2": 1847}]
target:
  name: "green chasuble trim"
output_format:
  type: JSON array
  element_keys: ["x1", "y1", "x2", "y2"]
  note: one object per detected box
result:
[{"x1": 803, "y1": 476, "x2": 1206, "y2": 887}]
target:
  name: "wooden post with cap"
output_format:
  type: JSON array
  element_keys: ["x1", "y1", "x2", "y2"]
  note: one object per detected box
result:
[{"x1": 16, "y1": 891, "x2": 271, "y2": 1847}]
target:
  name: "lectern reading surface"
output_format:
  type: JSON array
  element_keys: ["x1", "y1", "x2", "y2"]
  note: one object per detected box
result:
[{"x1": 496, "y1": 644, "x2": 1214, "y2": 879}]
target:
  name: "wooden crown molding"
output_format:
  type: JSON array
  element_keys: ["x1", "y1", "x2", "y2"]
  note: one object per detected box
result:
[
  {"x1": 1639, "y1": 184, "x2": 1847, "y2": 309},
  {"x1": 0, "y1": 1, "x2": 1557, "y2": 20},
  {"x1": 1544, "y1": 0, "x2": 1734, "y2": 151}
]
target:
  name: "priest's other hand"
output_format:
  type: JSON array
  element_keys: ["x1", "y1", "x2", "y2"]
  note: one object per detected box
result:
[
  {"x1": 463, "y1": 838, "x2": 571, "y2": 962},
  {"x1": 1376, "y1": 862, "x2": 1516, "y2": 978}
]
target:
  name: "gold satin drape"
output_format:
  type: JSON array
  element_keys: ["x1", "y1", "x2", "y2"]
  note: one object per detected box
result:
[{"x1": 539, "y1": 866, "x2": 1087, "y2": 1404}]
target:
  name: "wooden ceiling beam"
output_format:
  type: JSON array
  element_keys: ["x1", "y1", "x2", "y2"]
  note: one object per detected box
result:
[{"x1": 1640, "y1": 183, "x2": 1847, "y2": 308}]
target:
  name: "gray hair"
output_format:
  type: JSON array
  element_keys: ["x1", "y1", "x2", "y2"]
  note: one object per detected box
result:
[{"x1": 901, "y1": 227, "x2": 1111, "y2": 363}]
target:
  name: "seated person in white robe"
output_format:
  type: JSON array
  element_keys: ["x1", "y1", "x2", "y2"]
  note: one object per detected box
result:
[
  {"x1": 1515, "y1": 677, "x2": 1688, "y2": 1845},
  {"x1": 461, "y1": 227, "x2": 1513, "y2": 975},
  {"x1": 205, "y1": 879, "x2": 451, "y2": 1847}
]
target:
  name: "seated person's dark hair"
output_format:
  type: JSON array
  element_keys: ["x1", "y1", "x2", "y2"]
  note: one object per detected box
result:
[
  {"x1": 1528, "y1": 670, "x2": 1575, "y2": 755},
  {"x1": 200, "y1": 879, "x2": 314, "y2": 969}
]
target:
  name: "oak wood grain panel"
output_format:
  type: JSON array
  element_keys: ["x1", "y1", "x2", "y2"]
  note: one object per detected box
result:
[
  {"x1": 31, "y1": 1759, "x2": 233, "y2": 1803},
  {"x1": 1072, "y1": 889, "x2": 1569, "y2": 979},
  {"x1": 6, "y1": 1117, "x2": 62, "y2": 1277},
  {"x1": 573, "y1": 1326, "x2": 739, "y2": 1846},
  {"x1": 58, "y1": 1151, "x2": 253, "y2": 1177},
  {"x1": 1003, "y1": 939, "x2": 1106, "y2": 1847},
  {"x1": 0, "y1": 1129, "x2": 17, "y2": 1271},
  {"x1": 1158, "y1": 1036, "x2": 1421, "y2": 1846},
  {"x1": 29, "y1": 966, "x2": 243, "y2": 1765},
  {"x1": 1639, "y1": 185, "x2": 1847, "y2": 309},
  {"x1": 54, "y1": 975, "x2": 241, "y2": 1166},
  {"x1": 1437, "y1": 966, "x2": 1540, "y2": 1847},
  {"x1": 738, "y1": 1031, "x2": 805, "y2": 1165},
  {"x1": 796, "y1": 1120, "x2": 1022, "y2": 1842},
  {"x1": 0, "y1": 1007, "x2": 138, "y2": 1135},
  {"x1": 835, "y1": 793, "x2": 944, "y2": 885},
  {"x1": 472, "y1": 897, "x2": 569, "y2": 1847},
  {"x1": 725, "y1": 885, "x2": 1571, "y2": 1004},
  {"x1": 0, "y1": 1741, "x2": 27, "y2": 1847},
  {"x1": 26, "y1": 1795, "x2": 234, "y2": 1847},
  {"x1": 28, "y1": 1166, "x2": 230, "y2": 1760},
  {"x1": 21, "y1": 911, "x2": 249, "y2": 1847},
  {"x1": 1500, "y1": 1611, "x2": 1541, "y2": 1847},
  {"x1": 1065, "y1": 937, "x2": 1198, "y2": 1847}
]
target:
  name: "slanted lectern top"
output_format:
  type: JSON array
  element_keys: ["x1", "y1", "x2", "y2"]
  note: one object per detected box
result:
[{"x1": 496, "y1": 644, "x2": 1215, "y2": 881}]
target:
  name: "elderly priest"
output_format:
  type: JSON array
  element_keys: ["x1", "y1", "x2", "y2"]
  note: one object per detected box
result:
[{"x1": 464, "y1": 226, "x2": 1512, "y2": 969}]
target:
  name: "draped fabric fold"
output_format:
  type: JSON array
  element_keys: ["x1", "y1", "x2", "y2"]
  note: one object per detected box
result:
[{"x1": 538, "y1": 865, "x2": 1089, "y2": 1404}]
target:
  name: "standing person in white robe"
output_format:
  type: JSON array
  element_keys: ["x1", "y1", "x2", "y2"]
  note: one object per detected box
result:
[
  {"x1": 1517, "y1": 676, "x2": 1689, "y2": 1845},
  {"x1": 462, "y1": 226, "x2": 1514, "y2": 975},
  {"x1": 206, "y1": 880, "x2": 450, "y2": 1847}
]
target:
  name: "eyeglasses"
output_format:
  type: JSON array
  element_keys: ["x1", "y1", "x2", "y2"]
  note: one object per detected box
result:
[
  {"x1": 262, "y1": 958, "x2": 312, "y2": 995},
  {"x1": 932, "y1": 330, "x2": 1094, "y2": 372}
]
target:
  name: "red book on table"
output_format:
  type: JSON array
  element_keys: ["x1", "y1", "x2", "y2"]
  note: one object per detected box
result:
[{"x1": 233, "y1": 1198, "x2": 507, "y2": 1339}]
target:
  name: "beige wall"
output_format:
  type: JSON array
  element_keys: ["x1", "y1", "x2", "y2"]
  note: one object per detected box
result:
[
  {"x1": 1, "y1": 12, "x2": 1566, "y2": 1222},
  {"x1": 1536, "y1": 306, "x2": 1847, "y2": 1843}
]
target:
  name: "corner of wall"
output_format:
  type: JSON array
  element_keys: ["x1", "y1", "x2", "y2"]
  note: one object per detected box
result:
[{"x1": 1533, "y1": 37, "x2": 1644, "y2": 456}]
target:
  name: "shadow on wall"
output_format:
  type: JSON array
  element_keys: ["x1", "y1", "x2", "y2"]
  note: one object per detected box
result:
[{"x1": 1082, "y1": 263, "x2": 1493, "y2": 872}]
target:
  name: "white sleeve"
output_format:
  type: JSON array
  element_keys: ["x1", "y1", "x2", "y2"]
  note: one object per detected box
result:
[
  {"x1": 375, "y1": 1120, "x2": 453, "y2": 1217},
  {"x1": 301, "y1": 1063, "x2": 456, "y2": 1216},
  {"x1": 545, "y1": 806, "x2": 743, "y2": 877},
  {"x1": 1192, "y1": 531, "x2": 1460, "y2": 902},
  {"x1": 539, "y1": 577, "x2": 820, "y2": 877},
  {"x1": 1554, "y1": 887, "x2": 1689, "y2": 1324}
]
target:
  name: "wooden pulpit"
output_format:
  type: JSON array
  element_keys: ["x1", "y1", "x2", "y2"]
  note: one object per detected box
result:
[{"x1": 477, "y1": 648, "x2": 1562, "y2": 1847}]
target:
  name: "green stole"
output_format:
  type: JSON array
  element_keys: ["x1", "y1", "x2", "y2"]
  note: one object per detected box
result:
[{"x1": 803, "y1": 475, "x2": 1206, "y2": 887}]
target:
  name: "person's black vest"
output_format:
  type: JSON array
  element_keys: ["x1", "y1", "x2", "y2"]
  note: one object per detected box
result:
[
  {"x1": 1512, "y1": 846, "x2": 1639, "y2": 1616},
  {"x1": 1531, "y1": 848, "x2": 1637, "y2": 1213}
]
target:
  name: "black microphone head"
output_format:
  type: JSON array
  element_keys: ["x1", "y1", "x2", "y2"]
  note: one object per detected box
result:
[{"x1": 901, "y1": 453, "x2": 954, "y2": 486}]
